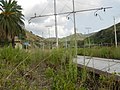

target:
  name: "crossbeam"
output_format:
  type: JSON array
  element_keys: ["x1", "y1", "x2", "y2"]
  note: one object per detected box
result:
[{"x1": 29, "y1": 7, "x2": 112, "y2": 22}]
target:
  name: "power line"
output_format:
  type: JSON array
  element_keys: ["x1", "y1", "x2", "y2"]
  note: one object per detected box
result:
[
  {"x1": 59, "y1": 3, "x2": 72, "y2": 13},
  {"x1": 40, "y1": 2, "x2": 51, "y2": 15},
  {"x1": 58, "y1": 0, "x2": 72, "y2": 13},
  {"x1": 74, "y1": 1, "x2": 99, "y2": 7}
]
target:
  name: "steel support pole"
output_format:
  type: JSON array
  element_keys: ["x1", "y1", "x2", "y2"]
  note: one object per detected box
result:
[
  {"x1": 54, "y1": 0, "x2": 58, "y2": 48},
  {"x1": 72, "y1": 0, "x2": 77, "y2": 57},
  {"x1": 113, "y1": 17, "x2": 118, "y2": 48}
]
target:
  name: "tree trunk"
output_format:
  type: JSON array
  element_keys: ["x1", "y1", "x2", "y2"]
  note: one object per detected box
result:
[{"x1": 12, "y1": 37, "x2": 15, "y2": 48}]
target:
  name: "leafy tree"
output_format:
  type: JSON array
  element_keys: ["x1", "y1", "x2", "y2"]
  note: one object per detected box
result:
[{"x1": 0, "y1": 0, "x2": 25, "y2": 47}]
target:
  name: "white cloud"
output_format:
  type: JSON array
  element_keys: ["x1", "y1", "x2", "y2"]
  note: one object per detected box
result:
[{"x1": 18, "y1": 0, "x2": 47, "y2": 10}]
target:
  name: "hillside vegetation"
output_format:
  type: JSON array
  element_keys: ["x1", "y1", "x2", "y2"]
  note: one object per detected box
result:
[
  {"x1": 25, "y1": 31, "x2": 43, "y2": 42},
  {"x1": 24, "y1": 31, "x2": 45, "y2": 48},
  {"x1": 60, "y1": 33, "x2": 86, "y2": 42},
  {"x1": 88, "y1": 23, "x2": 120, "y2": 45},
  {"x1": 2, "y1": 22, "x2": 119, "y2": 48}
]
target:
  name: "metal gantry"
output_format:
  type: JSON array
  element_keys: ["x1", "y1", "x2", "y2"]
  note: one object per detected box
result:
[{"x1": 28, "y1": 0, "x2": 112, "y2": 50}]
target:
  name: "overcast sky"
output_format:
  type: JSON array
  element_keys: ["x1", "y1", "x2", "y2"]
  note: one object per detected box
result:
[{"x1": 17, "y1": 0, "x2": 120, "y2": 38}]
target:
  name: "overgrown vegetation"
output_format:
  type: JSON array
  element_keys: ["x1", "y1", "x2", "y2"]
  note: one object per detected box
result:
[
  {"x1": 0, "y1": 47, "x2": 78, "y2": 89},
  {"x1": 0, "y1": 46, "x2": 119, "y2": 90},
  {"x1": 0, "y1": 0, "x2": 119, "y2": 89},
  {"x1": 77, "y1": 46, "x2": 120, "y2": 59}
]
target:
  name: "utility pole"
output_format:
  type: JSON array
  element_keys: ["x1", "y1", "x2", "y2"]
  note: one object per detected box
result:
[
  {"x1": 72, "y1": 0, "x2": 77, "y2": 57},
  {"x1": 113, "y1": 17, "x2": 118, "y2": 48},
  {"x1": 54, "y1": 0, "x2": 58, "y2": 48}
]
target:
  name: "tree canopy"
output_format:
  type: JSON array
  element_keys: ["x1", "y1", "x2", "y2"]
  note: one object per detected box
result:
[{"x1": 0, "y1": 0, "x2": 25, "y2": 46}]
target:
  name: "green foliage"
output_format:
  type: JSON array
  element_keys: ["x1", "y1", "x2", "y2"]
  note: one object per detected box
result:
[
  {"x1": 51, "y1": 60, "x2": 78, "y2": 90},
  {"x1": 45, "y1": 67, "x2": 54, "y2": 79},
  {"x1": 86, "y1": 23, "x2": 120, "y2": 44},
  {"x1": 78, "y1": 47, "x2": 120, "y2": 59},
  {"x1": 0, "y1": 46, "x2": 29, "y2": 63},
  {"x1": 0, "y1": 47, "x2": 80, "y2": 89},
  {"x1": 0, "y1": 0, "x2": 25, "y2": 46},
  {"x1": 0, "y1": 47, "x2": 119, "y2": 89},
  {"x1": 98, "y1": 74, "x2": 118, "y2": 89}
]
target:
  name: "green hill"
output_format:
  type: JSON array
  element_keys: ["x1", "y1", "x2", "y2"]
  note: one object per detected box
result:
[
  {"x1": 88, "y1": 23, "x2": 120, "y2": 45},
  {"x1": 45, "y1": 33, "x2": 95, "y2": 48},
  {"x1": 60, "y1": 33, "x2": 86, "y2": 42},
  {"x1": 24, "y1": 31, "x2": 44, "y2": 48},
  {"x1": 25, "y1": 31, "x2": 43, "y2": 42}
]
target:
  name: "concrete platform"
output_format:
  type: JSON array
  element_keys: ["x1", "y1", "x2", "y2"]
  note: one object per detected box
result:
[{"x1": 74, "y1": 56, "x2": 120, "y2": 80}]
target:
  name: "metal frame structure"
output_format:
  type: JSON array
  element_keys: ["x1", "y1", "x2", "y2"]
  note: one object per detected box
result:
[{"x1": 28, "y1": 0, "x2": 112, "y2": 53}]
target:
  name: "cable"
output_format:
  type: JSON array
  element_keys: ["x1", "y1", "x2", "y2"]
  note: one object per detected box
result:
[
  {"x1": 28, "y1": 2, "x2": 54, "y2": 23},
  {"x1": 40, "y1": 3, "x2": 49, "y2": 15},
  {"x1": 59, "y1": 4, "x2": 71, "y2": 13},
  {"x1": 65, "y1": 0, "x2": 100, "y2": 7},
  {"x1": 57, "y1": 0, "x2": 72, "y2": 13},
  {"x1": 74, "y1": 0, "x2": 99, "y2": 7}
]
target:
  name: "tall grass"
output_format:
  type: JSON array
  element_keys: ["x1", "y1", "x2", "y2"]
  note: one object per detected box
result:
[
  {"x1": 0, "y1": 46, "x2": 52, "y2": 89},
  {"x1": 0, "y1": 47, "x2": 82, "y2": 89},
  {"x1": 78, "y1": 46, "x2": 120, "y2": 59},
  {"x1": 44, "y1": 48, "x2": 79, "y2": 90},
  {"x1": 0, "y1": 46, "x2": 119, "y2": 90},
  {"x1": 77, "y1": 46, "x2": 120, "y2": 89}
]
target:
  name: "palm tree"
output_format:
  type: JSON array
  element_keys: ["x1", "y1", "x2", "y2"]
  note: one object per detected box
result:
[{"x1": 0, "y1": 0, "x2": 25, "y2": 47}]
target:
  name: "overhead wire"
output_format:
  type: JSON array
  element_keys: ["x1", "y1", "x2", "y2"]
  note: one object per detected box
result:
[
  {"x1": 65, "y1": 0, "x2": 100, "y2": 7},
  {"x1": 58, "y1": 0, "x2": 72, "y2": 13},
  {"x1": 28, "y1": 1, "x2": 54, "y2": 23},
  {"x1": 59, "y1": 0, "x2": 102, "y2": 18},
  {"x1": 40, "y1": 2, "x2": 50, "y2": 15},
  {"x1": 74, "y1": 0, "x2": 99, "y2": 7},
  {"x1": 72, "y1": 0, "x2": 105, "y2": 21}
]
